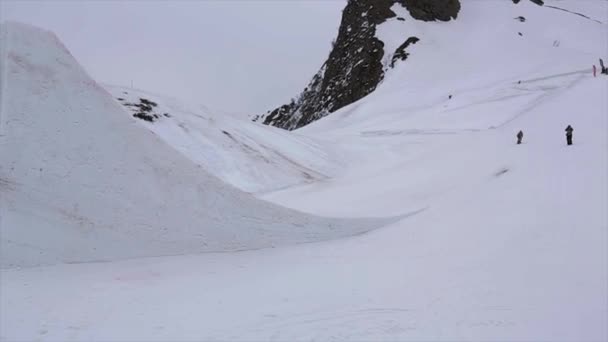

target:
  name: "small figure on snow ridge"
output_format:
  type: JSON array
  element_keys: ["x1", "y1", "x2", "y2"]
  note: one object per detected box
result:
[
  {"x1": 565, "y1": 125, "x2": 574, "y2": 146},
  {"x1": 516, "y1": 130, "x2": 524, "y2": 145}
]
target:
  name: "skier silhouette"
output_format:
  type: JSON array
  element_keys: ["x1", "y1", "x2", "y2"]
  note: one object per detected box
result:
[
  {"x1": 516, "y1": 130, "x2": 523, "y2": 144},
  {"x1": 565, "y1": 125, "x2": 574, "y2": 145}
]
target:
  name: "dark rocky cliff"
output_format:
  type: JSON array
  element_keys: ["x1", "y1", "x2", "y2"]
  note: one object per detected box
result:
[
  {"x1": 513, "y1": 0, "x2": 545, "y2": 5},
  {"x1": 254, "y1": 0, "x2": 461, "y2": 130}
]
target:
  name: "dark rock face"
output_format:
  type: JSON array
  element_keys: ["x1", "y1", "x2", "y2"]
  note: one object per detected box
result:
[
  {"x1": 117, "y1": 97, "x2": 167, "y2": 123},
  {"x1": 512, "y1": 0, "x2": 544, "y2": 5},
  {"x1": 255, "y1": 0, "x2": 460, "y2": 130},
  {"x1": 391, "y1": 36, "x2": 420, "y2": 67},
  {"x1": 401, "y1": 0, "x2": 461, "y2": 21}
]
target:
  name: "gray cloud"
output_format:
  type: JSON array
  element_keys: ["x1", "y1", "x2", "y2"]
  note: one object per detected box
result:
[{"x1": 1, "y1": 0, "x2": 345, "y2": 116}]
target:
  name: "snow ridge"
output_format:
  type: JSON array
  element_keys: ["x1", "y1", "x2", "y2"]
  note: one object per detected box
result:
[{"x1": 0, "y1": 22, "x2": 393, "y2": 268}]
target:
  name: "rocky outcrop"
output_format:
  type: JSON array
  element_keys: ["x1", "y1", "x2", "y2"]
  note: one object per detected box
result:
[
  {"x1": 254, "y1": 0, "x2": 460, "y2": 130},
  {"x1": 512, "y1": 0, "x2": 544, "y2": 5},
  {"x1": 402, "y1": 0, "x2": 462, "y2": 21},
  {"x1": 391, "y1": 36, "x2": 420, "y2": 67}
]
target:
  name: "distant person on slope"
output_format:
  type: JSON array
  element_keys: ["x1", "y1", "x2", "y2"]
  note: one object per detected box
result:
[
  {"x1": 565, "y1": 125, "x2": 574, "y2": 146},
  {"x1": 593, "y1": 64, "x2": 597, "y2": 77},
  {"x1": 516, "y1": 130, "x2": 524, "y2": 145}
]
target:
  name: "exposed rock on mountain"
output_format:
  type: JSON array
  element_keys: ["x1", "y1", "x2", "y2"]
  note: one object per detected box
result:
[
  {"x1": 512, "y1": 0, "x2": 544, "y2": 6},
  {"x1": 254, "y1": 0, "x2": 460, "y2": 130}
]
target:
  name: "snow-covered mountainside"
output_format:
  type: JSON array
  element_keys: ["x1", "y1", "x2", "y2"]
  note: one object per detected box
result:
[
  {"x1": 254, "y1": 0, "x2": 462, "y2": 130},
  {"x1": 1, "y1": 0, "x2": 607, "y2": 340},
  {"x1": 263, "y1": 0, "x2": 608, "y2": 211},
  {"x1": 254, "y1": 0, "x2": 600, "y2": 130},
  {"x1": 0, "y1": 22, "x2": 391, "y2": 268},
  {"x1": 104, "y1": 85, "x2": 339, "y2": 193}
]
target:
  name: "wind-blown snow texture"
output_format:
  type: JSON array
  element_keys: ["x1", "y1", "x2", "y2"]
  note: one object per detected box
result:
[
  {"x1": 105, "y1": 85, "x2": 339, "y2": 193},
  {"x1": 0, "y1": 22, "x2": 391, "y2": 268},
  {"x1": 1, "y1": 0, "x2": 608, "y2": 340}
]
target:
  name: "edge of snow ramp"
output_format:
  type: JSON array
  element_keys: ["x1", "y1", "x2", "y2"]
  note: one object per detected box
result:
[{"x1": 0, "y1": 22, "x2": 397, "y2": 269}]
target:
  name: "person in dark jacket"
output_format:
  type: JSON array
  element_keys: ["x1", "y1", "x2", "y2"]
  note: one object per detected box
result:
[
  {"x1": 600, "y1": 59, "x2": 608, "y2": 75},
  {"x1": 565, "y1": 125, "x2": 574, "y2": 145},
  {"x1": 516, "y1": 130, "x2": 524, "y2": 144}
]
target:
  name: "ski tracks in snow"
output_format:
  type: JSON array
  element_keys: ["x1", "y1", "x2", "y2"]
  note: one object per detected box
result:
[
  {"x1": 493, "y1": 68, "x2": 590, "y2": 129},
  {"x1": 214, "y1": 303, "x2": 521, "y2": 341},
  {"x1": 228, "y1": 307, "x2": 420, "y2": 341}
]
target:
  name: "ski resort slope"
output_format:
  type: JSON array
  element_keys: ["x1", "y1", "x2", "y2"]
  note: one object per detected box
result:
[
  {"x1": 103, "y1": 85, "x2": 340, "y2": 193},
  {"x1": 2, "y1": 70, "x2": 606, "y2": 341},
  {"x1": 0, "y1": 21, "x2": 391, "y2": 269},
  {"x1": 1, "y1": 0, "x2": 607, "y2": 341},
  {"x1": 268, "y1": 0, "x2": 608, "y2": 217}
]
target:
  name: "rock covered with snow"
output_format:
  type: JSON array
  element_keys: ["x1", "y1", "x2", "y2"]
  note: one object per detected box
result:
[
  {"x1": 106, "y1": 85, "x2": 342, "y2": 193},
  {"x1": 254, "y1": 0, "x2": 461, "y2": 130}
]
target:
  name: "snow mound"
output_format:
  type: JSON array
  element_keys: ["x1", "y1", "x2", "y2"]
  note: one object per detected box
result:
[
  {"x1": 0, "y1": 22, "x2": 391, "y2": 268},
  {"x1": 104, "y1": 85, "x2": 340, "y2": 193}
]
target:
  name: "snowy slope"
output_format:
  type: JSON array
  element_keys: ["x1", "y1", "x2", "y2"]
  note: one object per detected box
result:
[
  {"x1": 3, "y1": 73, "x2": 606, "y2": 340},
  {"x1": 1, "y1": 0, "x2": 607, "y2": 341},
  {"x1": 0, "y1": 22, "x2": 391, "y2": 268},
  {"x1": 103, "y1": 85, "x2": 340, "y2": 193},
  {"x1": 265, "y1": 0, "x2": 608, "y2": 216}
]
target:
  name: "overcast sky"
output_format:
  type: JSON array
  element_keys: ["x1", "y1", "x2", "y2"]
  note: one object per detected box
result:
[{"x1": 0, "y1": 0, "x2": 345, "y2": 116}]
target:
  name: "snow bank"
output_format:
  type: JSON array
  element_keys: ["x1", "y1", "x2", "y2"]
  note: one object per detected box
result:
[{"x1": 0, "y1": 22, "x2": 391, "y2": 268}]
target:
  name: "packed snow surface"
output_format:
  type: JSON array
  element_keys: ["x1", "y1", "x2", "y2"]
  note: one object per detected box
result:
[{"x1": 1, "y1": 0, "x2": 607, "y2": 340}]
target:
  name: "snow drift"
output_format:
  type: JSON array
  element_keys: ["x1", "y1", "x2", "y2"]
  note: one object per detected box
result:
[
  {"x1": 0, "y1": 22, "x2": 390, "y2": 268},
  {"x1": 104, "y1": 85, "x2": 340, "y2": 193}
]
